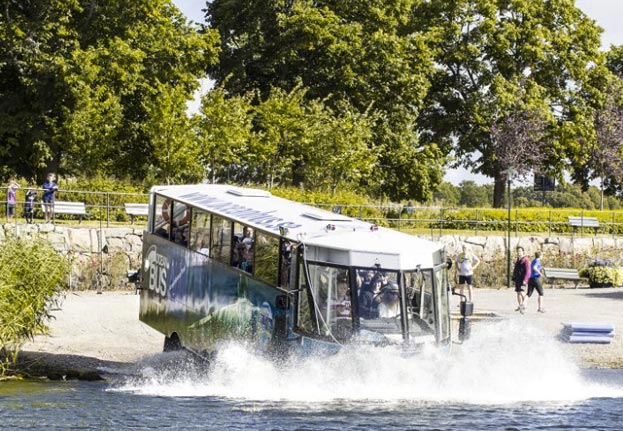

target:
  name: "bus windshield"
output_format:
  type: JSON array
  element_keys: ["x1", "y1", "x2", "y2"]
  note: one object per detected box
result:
[{"x1": 356, "y1": 269, "x2": 402, "y2": 340}]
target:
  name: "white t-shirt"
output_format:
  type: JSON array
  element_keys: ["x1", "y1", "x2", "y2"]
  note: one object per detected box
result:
[{"x1": 457, "y1": 252, "x2": 479, "y2": 276}]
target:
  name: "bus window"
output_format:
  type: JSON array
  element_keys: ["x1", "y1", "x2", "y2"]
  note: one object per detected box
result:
[
  {"x1": 279, "y1": 239, "x2": 293, "y2": 289},
  {"x1": 210, "y1": 215, "x2": 231, "y2": 265},
  {"x1": 305, "y1": 264, "x2": 352, "y2": 341},
  {"x1": 357, "y1": 270, "x2": 399, "y2": 321},
  {"x1": 254, "y1": 231, "x2": 279, "y2": 285},
  {"x1": 171, "y1": 202, "x2": 190, "y2": 247},
  {"x1": 433, "y1": 266, "x2": 451, "y2": 342},
  {"x1": 297, "y1": 261, "x2": 314, "y2": 333},
  {"x1": 404, "y1": 269, "x2": 435, "y2": 337},
  {"x1": 190, "y1": 210, "x2": 211, "y2": 255},
  {"x1": 232, "y1": 223, "x2": 254, "y2": 273},
  {"x1": 153, "y1": 195, "x2": 171, "y2": 239}
]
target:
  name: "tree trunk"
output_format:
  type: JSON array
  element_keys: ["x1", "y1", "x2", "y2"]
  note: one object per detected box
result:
[
  {"x1": 600, "y1": 177, "x2": 604, "y2": 211},
  {"x1": 493, "y1": 174, "x2": 506, "y2": 208}
]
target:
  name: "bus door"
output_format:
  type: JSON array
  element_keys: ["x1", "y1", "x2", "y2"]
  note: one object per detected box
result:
[{"x1": 295, "y1": 262, "x2": 353, "y2": 342}]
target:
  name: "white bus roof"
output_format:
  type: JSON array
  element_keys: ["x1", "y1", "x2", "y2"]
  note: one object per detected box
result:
[{"x1": 151, "y1": 184, "x2": 444, "y2": 270}]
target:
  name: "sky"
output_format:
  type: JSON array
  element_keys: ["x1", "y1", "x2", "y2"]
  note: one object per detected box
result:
[{"x1": 172, "y1": 0, "x2": 623, "y2": 185}]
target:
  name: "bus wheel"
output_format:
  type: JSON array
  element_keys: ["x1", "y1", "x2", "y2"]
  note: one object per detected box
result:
[{"x1": 163, "y1": 333, "x2": 182, "y2": 352}]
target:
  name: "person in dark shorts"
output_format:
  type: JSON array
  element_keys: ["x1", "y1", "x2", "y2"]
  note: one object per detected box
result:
[
  {"x1": 527, "y1": 251, "x2": 545, "y2": 313},
  {"x1": 512, "y1": 246, "x2": 531, "y2": 314},
  {"x1": 456, "y1": 244, "x2": 480, "y2": 302}
]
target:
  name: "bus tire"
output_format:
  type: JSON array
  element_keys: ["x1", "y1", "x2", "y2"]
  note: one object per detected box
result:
[{"x1": 163, "y1": 333, "x2": 182, "y2": 352}]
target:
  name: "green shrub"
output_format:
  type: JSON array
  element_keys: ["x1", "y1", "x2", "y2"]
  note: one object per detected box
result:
[
  {"x1": 0, "y1": 238, "x2": 71, "y2": 375},
  {"x1": 579, "y1": 266, "x2": 623, "y2": 287}
]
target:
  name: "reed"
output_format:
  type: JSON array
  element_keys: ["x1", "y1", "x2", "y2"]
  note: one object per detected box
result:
[{"x1": 0, "y1": 237, "x2": 71, "y2": 375}]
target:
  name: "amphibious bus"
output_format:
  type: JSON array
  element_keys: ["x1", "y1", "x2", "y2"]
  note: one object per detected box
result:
[{"x1": 139, "y1": 184, "x2": 452, "y2": 356}]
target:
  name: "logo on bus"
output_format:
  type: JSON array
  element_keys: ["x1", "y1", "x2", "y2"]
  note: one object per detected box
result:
[{"x1": 145, "y1": 245, "x2": 169, "y2": 298}]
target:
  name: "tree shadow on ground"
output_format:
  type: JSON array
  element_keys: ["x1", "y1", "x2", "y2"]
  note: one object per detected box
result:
[{"x1": 582, "y1": 289, "x2": 623, "y2": 301}]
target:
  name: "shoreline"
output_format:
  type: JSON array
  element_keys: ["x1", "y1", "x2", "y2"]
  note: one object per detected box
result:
[{"x1": 11, "y1": 287, "x2": 623, "y2": 380}]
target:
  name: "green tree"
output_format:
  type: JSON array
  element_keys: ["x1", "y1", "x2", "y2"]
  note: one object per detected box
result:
[
  {"x1": 458, "y1": 180, "x2": 490, "y2": 208},
  {"x1": 194, "y1": 86, "x2": 255, "y2": 184},
  {"x1": 0, "y1": 0, "x2": 219, "y2": 182},
  {"x1": 194, "y1": 84, "x2": 376, "y2": 192},
  {"x1": 432, "y1": 182, "x2": 460, "y2": 206},
  {"x1": 419, "y1": 0, "x2": 603, "y2": 207},
  {"x1": 206, "y1": 0, "x2": 444, "y2": 201}
]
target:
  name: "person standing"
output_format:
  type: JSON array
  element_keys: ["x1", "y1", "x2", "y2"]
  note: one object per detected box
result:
[
  {"x1": 6, "y1": 179, "x2": 19, "y2": 222},
  {"x1": 527, "y1": 251, "x2": 546, "y2": 313},
  {"x1": 512, "y1": 246, "x2": 532, "y2": 314},
  {"x1": 42, "y1": 173, "x2": 59, "y2": 223},
  {"x1": 24, "y1": 188, "x2": 37, "y2": 223},
  {"x1": 456, "y1": 244, "x2": 480, "y2": 302}
]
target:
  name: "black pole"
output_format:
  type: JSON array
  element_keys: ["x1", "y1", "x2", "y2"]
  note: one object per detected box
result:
[{"x1": 507, "y1": 177, "x2": 511, "y2": 289}]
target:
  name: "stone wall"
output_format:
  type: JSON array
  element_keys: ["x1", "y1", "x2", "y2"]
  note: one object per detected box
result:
[
  {"x1": 438, "y1": 234, "x2": 623, "y2": 261},
  {"x1": 2, "y1": 223, "x2": 622, "y2": 282},
  {"x1": 0, "y1": 223, "x2": 144, "y2": 290}
]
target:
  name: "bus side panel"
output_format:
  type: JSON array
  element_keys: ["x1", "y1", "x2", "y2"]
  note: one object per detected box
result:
[{"x1": 139, "y1": 233, "x2": 287, "y2": 354}]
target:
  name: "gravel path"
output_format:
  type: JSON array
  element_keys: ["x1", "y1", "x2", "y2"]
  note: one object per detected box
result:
[{"x1": 18, "y1": 287, "x2": 623, "y2": 377}]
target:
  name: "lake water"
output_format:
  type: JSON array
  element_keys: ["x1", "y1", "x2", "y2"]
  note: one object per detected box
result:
[{"x1": 1, "y1": 321, "x2": 623, "y2": 430}]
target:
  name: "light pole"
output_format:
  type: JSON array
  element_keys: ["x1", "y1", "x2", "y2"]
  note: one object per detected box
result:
[{"x1": 502, "y1": 168, "x2": 516, "y2": 289}]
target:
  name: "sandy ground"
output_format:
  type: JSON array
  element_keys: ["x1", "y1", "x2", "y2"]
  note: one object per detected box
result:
[
  {"x1": 17, "y1": 287, "x2": 623, "y2": 376},
  {"x1": 452, "y1": 287, "x2": 623, "y2": 368},
  {"x1": 18, "y1": 291, "x2": 163, "y2": 377}
]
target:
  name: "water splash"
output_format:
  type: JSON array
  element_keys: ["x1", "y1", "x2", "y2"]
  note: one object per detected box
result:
[{"x1": 113, "y1": 320, "x2": 623, "y2": 404}]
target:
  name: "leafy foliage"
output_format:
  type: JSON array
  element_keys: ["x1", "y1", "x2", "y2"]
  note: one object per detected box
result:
[
  {"x1": 419, "y1": 0, "x2": 603, "y2": 207},
  {"x1": 579, "y1": 266, "x2": 623, "y2": 287},
  {"x1": 193, "y1": 84, "x2": 377, "y2": 193},
  {"x1": 206, "y1": 0, "x2": 445, "y2": 202},
  {"x1": 0, "y1": 0, "x2": 219, "y2": 183},
  {"x1": 0, "y1": 238, "x2": 70, "y2": 375}
]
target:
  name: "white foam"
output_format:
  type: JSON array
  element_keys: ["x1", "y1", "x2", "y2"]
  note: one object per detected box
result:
[{"x1": 112, "y1": 320, "x2": 623, "y2": 404}]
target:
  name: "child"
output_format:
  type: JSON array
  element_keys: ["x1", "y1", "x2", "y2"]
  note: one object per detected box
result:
[
  {"x1": 6, "y1": 179, "x2": 19, "y2": 222},
  {"x1": 24, "y1": 188, "x2": 37, "y2": 224}
]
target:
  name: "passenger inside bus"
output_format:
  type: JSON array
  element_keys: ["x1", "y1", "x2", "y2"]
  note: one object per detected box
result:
[
  {"x1": 234, "y1": 226, "x2": 254, "y2": 273},
  {"x1": 378, "y1": 281, "x2": 400, "y2": 318},
  {"x1": 358, "y1": 274, "x2": 382, "y2": 319}
]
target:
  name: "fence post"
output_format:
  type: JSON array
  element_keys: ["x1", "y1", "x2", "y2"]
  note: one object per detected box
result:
[
  {"x1": 548, "y1": 209, "x2": 552, "y2": 237},
  {"x1": 439, "y1": 208, "x2": 443, "y2": 239},
  {"x1": 106, "y1": 192, "x2": 110, "y2": 228},
  {"x1": 515, "y1": 209, "x2": 518, "y2": 237},
  {"x1": 475, "y1": 209, "x2": 479, "y2": 236}
]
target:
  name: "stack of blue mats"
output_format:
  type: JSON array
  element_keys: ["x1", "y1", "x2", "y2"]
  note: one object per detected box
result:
[{"x1": 561, "y1": 323, "x2": 615, "y2": 344}]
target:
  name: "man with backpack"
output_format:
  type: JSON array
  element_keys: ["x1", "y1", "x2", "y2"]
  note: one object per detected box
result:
[{"x1": 512, "y1": 246, "x2": 531, "y2": 314}]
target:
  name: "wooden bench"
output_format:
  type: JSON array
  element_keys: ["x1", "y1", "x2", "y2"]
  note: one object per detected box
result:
[
  {"x1": 543, "y1": 267, "x2": 584, "y2": 289},
  {"x1": 124, "y1": 203, "x2": 149, "y2": 224},
  {"x1": 568, "y1": 216, "x2": 599, "y2": 236},
  {"x1": 44, "y1": 201, "x2": 87, "y2": 223}
]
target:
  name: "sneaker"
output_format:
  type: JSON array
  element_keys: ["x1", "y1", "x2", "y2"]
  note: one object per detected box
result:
[
  {"x1": 538, "y1": 308, "x2": 546, "y2": 313},
  {"x1": 520, "y1": 304, "x2": 526, "y2": 314},
  {"x1": 515, "y1": 306, "x2": 521, "y2": 312}
]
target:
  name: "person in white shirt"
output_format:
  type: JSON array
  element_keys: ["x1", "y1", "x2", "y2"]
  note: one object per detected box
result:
[{"x1": 456, "y1": 244, "x2": 480, "y2": 302}]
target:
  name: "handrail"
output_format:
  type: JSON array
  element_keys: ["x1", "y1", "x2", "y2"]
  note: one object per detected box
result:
[{"x1": 2, "y1": 188, "x2": 623, "y2": 236}]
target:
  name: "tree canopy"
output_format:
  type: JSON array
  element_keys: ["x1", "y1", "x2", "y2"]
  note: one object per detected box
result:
[
  {"x1": 2, "y1": 0, "x2": 623, "y2": 209},
  {"x1": 0, "y1": 0, "x2": 219, "y2": 183},
  {"x1": 206, "y1": 0, "x2": 445, "y2": 201},
  {"x1": 418, "y1": 0, "x2": 603, "y2": 206}
]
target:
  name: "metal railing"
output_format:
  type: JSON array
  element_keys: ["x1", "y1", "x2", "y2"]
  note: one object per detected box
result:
[
  {"x1": 3, "y1": 189, "x2": 623, "y2": 238},
  {"x1": 2, "y1": 188, "x2": 149, "y2": 227}
]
